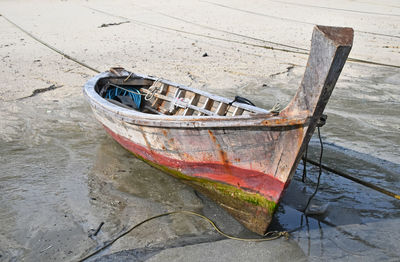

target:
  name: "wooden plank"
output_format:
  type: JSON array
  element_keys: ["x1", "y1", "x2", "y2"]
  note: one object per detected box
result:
[
  {"x1": 183, "y1": 93, "x2": 201, "y2": 116},
  {"x1": 110, "y1": 78, "x2": 154, "y2": 86},
  {"x1": 232, "y1": 107, "x2": 244, "y2": 116},
  {"x1": 158, "y1": 84, "x2": 171, "y2": 113},
  {"x1": 216, "y1": 102, "x2": 229, "y2": 116},
  {"x1": 140, "y1": 88, "x2": 216, "y2": 116},
  {"x1": 185, "y1": 104, "x2": 216, "y2": 116},
  {"x1": 144, "y1": 105, "x2": 163, "y2": 115},
  {"x1": 151, "y1": 83, "x2": 166, "y2": 109},
  {"x1": 106, "y1": 70, "x2": 271, "y2": 114},
  {"x1": 197, "y1": 98, "x2": 212, "y2": 116}
]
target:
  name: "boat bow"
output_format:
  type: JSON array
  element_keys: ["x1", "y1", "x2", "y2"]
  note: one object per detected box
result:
[{"x1": 278, "y1": 25, "x2": 354, "y2": 184}]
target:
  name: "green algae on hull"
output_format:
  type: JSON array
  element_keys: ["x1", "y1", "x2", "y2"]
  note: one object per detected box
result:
[{"x1": 131, "y1": 151, "x2": 278, "y2": 215}]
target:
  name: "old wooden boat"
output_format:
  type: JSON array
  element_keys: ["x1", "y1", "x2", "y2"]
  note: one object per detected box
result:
[{"x1": 83, "y1": 25, "x2": 353, "y2": 235}]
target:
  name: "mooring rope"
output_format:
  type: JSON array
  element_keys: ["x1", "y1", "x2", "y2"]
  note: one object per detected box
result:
[
  {"x1": 303, "y1": 127, "x2": 324, "y2": 212},
  {"x1": 77, "y1": 210, "x2": 290, "y2": 262},
  {"x1": 0, "y1": 14, "x2": 101, "y2": 74},
  {"x1": 302, "y1": 125, "x2": 400, "y2": 209},
  {"x1": 304, "y1": 157, "x2": 400, "y2": 200},
  {"x1": 131, "y1": 3, "x2": 308, "y2": 53},
  {"x1": 200, "y1": 0, "x2": 400, "y2": 40},
  {"x1": 83, "y1": 6, "x2": 308, "y2": 56},
  {"x1": 84, "y1": 6, "x2": 400, "y2": 69},
  {"x1": 302, "y1": 145, "x2": 308, "y2": 183}
]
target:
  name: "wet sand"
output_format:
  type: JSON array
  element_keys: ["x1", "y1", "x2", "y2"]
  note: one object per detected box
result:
[{"x1": 0, "y1": 0, "x2": 399, "y2": 261}]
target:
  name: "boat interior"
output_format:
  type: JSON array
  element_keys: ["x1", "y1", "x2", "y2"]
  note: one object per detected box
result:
[{"x1": 95, "y1": 75, "x2": 273, "y2": 117}]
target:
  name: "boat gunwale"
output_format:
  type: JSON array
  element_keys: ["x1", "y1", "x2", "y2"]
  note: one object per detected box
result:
[{"x1": 83, "y1": 71, "x2": 310, "y2": 128}]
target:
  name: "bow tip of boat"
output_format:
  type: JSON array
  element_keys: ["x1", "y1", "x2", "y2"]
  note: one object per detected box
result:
[{"x1": 315, "y1": 25, "x2": 354, "y2": 46}]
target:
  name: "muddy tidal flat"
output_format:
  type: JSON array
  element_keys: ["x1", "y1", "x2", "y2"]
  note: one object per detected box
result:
[{"x1": 0, "y1": 0, "x2": 399, "y2": 261}]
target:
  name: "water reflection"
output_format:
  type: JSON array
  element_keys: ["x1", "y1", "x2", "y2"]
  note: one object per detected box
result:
[{"x1": 270, "y1": 140, "x2": 400, "y2": 260}]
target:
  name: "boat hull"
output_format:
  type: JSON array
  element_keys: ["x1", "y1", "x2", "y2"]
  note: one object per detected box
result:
[
  {"x1": 84, "y1": 25, "x2": 353, "y2": 235},
  {"x1": 93, "y1": 108, "x2": 300, "y2": 234}
]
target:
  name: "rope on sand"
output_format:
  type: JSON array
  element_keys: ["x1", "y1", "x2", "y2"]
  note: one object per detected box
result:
[
  {"x1": 83, "y1": 6, "x2": 400, "y2": 69},
  {"x1": 76, "y1": 210, "x2": 290, "y2": 262},
  {"x1": 2, "y1": 11, "x2": 400, "y2": 70},
  {"x1": 0, "y1": 14, "x2": 101, "y2": 73},
  {"x1": 304, "y1": 157, "x2": 400, "y2": 200}
]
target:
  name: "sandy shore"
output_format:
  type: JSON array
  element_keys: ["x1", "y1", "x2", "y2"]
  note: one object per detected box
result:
[{"x1": 0, "y1": 0, "x2": 399, "y2": 261}]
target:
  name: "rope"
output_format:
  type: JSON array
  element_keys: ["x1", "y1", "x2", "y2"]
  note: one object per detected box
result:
[
  {"x1": 0, "y1": 14, "x2": 101, "y2": 73},
  {"x1": 302, "y1": 126, "x2": 400, "y2": 203},
  {"x1": 304, "y1": 158, "x2": 400, "y2": 200},
  {"x1": 85, "y1": 6, "x2": 400, "y2": 69},
  {"x1": 200, "y1": 0, "x2": 400, "y2": 40},
  {"x1": 83, "y1": 6, "x2": 313, "y2": 56},
  {"x1": 347, "y1": 57, "x2": 400, "y2": 69},
  {"x1": 77, "y1": 210, "x2": 289, "y2": 262},
  {"x1": 107, "y1": 83, "x2": 143, "y2": 96},
  {"x1": 302, "y1": 145, "x2": 308, "y2": 183},
  {"x1": 144, "y1": 78, "x2": 161, "y2": 101},
  {"x1": 3, "y1": 9, "x2": 399, "y2": 80},
  {"x1": 303, "y1": 126, "x2": 324, "y2": 212},
  {"x1": 273, "y1": 0, "x2": 400, "y2": 18},
  {"x1": 132, "y1": 3, "x2": 308, "y2": 53},
  {"x1": 105, "y1": 84, "x2": 142, "y2": 108},
  {"x1": 270, "y1": 103, "x2": 281, "y2": 113}
]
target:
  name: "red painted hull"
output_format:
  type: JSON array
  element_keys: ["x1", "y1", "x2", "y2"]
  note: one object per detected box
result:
[
  {"x1": 103, "y1": 125, "x2": 285, "y2": 233},
  {"x1": 104, "y1": 125, "x2": 286, "y2": 201}
]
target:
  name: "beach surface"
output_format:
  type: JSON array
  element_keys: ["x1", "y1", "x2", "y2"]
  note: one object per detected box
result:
[{"x1": 0, "y1": 0, "x2": 399, "y2": 261}]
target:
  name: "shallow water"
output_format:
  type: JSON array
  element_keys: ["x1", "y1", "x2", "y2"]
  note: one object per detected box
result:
[{"x1": 0, "y1": 61, "x2": 399, "y2": 261}]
